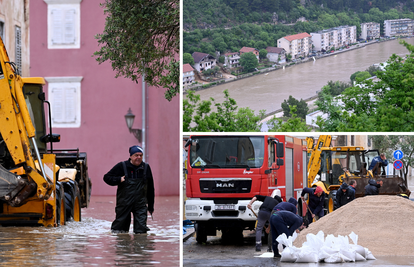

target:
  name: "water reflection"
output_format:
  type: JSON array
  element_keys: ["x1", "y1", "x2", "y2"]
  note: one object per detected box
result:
[{"x1": 0, "y1": 196, "x2": 179, "y2": 266}]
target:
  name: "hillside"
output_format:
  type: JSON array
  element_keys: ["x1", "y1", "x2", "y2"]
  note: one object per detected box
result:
[{"x1": 183, "y1": 0, "x2": 414, "y2": 31}]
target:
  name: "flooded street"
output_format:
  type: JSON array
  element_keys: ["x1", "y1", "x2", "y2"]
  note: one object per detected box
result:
[
  {"x1": 0, "y1": 196, "x2": 179, "y2": 266},
  {"x1": 194, "y1": 38, "x2": 414, "y2": 114}
]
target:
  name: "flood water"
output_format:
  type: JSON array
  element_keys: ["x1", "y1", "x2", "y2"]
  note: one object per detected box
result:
[
  {"x1": 194, "y1": 38, "x2": 414, "y2": 114},
  {"x1": 0, "y1": 196, "x2": 179, "y2": 266}
]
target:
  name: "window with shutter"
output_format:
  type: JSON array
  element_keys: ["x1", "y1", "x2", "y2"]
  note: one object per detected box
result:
[
  {"x1": 46, "y1": 0, "x2": 81, "y2": 49},
  {"x1": 46, "y1": 77, "x2": 83, "y2": 128}
]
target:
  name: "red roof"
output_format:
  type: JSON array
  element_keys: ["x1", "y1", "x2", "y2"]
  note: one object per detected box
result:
[
  {"x1": 266, "y1": 47, "x2": 284, "y2": 53},
  {"x1": 283, "y1": 32, "x2": 311, "y2": 42},
  {"x1": 183, "y1": 63, "x2": 194, "y2": 73},
  {"x1": 239, "y1": 47, "x2": 258, "y2": 53}
]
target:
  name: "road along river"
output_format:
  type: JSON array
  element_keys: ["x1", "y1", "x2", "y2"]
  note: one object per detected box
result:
[{"x1": 193, "y1": 38, "x2": 414, "y2": 114}]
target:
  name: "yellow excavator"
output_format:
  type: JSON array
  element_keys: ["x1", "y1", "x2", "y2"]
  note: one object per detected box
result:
[
  {"x1": 302, "y1": 135, "x2": 410, "y2": 216},
  {"x1": 0, "y1": 37, "x2": 91, "y2": 226}
]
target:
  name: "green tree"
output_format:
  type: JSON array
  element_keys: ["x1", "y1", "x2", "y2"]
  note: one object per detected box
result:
[
  {"x1": 183, "y1": 90, "x2": 264, "y2": 131},
  {"x1": 94, "y1": 0, "x2": 179, "y2": 101},
  {"x1": 183, "y1": 53, "x2": 194, "y2": 65},
  {"x1": 219, "y1": 55, "x2": 225, "y2": 64},
  {"x1": 370, "y1": 135, "x2": 414, "y2": 187},
  {"x1": 267, "y1": 106, "x2": 312, "y2": 132},
  {"x1": 240, "y1": 52, "x2": 259, "y2": 72},
  {"x1": 259, "y1": 49, "x2": 268, "y2": 60},
  {"x1": 281, "y1": 96, "x2": 308, "y2": 119}
]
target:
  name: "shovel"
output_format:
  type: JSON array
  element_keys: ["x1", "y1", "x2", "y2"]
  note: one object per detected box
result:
[
  {"x1": 301, "y1": 197, "x2": 314, "y2": 226},
  {"x1": 249, "y1": 207, "x2": 271, "y2": 234}
]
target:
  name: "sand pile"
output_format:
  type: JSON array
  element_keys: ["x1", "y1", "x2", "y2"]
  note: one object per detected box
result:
[{"x1": 293, "y1": 195, "x2": 414, "y2": 256}]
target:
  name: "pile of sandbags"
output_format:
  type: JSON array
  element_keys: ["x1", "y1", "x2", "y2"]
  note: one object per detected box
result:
[{"x1": 277, "y1": 231, "x2": 375, "y2": 263}]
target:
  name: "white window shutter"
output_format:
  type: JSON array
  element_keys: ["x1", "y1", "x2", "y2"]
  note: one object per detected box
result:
[
  {"x1": 51, "y1": 9, "x2": 63, "y2": 44},
  {"x1": 65, "y1": 87, "x2": 77, "y2": 123},
  {"x1": 52, "y1": 87, "x2": 64, "y2": 123},
  {"x1": 64, "y1": 9, "x2": 76, "y2": 44}
]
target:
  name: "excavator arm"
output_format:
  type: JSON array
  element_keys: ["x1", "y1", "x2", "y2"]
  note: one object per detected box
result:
[
  {"x1": 306, "y1": 135, "x2": 332, "y2": 187},
  {"x1": 0, "y1": 36, "x2": 52, "y2": 206}
]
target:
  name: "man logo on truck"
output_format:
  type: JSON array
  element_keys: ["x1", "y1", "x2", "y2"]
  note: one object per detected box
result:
[{"x1": 216, "y1": 182, "x2": 235, "y2": 188}]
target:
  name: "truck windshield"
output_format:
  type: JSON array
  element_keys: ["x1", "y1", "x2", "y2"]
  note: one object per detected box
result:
[
  {"x1": 23, "y1": 84, "x2": 46, "y2": 152},
  {"x1": 189, "y1": 136, "x2": 265, "y2": 168}
]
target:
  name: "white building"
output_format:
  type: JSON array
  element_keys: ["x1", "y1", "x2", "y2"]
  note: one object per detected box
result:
[
  {"x1": 0, "y1": 0, "x2": 29, "y2": 76},
  {"x1": 311, "y1": 25, "x2": 356, "y2": 52},
  {"x1": 265, "y1": 47, "x2": 285, "y2": 63},
  {"x1": 192, "y1": 52, "x2": 217, "y2": 72},
  {"x1": 360, "y1": 22, "x2": 380, "y2": 40},
  {"x1": 277, "y1": 32, "x2": 312, "y2": 59},
  {"x1": 224, "y1": 52, "x2": 240, "y2": 68},
  {"x1": 183, "y1": 63, "x2": 194, "y2": 88},
  {"x1": 384, "y1": 19, "x2": 414, "y2": 37}
]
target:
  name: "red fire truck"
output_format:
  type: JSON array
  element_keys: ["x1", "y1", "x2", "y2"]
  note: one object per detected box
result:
[{"x1": 184, "y1": 135, "x2": 307, "y2": 243}]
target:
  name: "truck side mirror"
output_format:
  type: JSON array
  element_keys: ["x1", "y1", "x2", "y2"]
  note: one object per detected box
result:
[
  {"x1": 40, "y1": 133, "x2": 61, "y2": 143},
  {"x1": 276, "y1": 142, "x2": 284, "y2": 158},
  {"x1": 277, "y1": 158, "x2": 284, "y2": 166}
]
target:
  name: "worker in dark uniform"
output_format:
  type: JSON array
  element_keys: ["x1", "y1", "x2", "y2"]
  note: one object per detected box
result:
[
  {"x1": 270, "y1": 210, "x2": 304, "y2": 257},
  {"x1": 368, "y1": 153, "x2": 388, "y2": 175},
  {"x1": 104, "y1": 145, "x2": 155, "y2": 234},
  {"x1": 335, "y1": 182, "x2": 355, "y2": 208},
  {"x1": 247, "y1": 194, "x2": 282, "y2": 251},
  {"x1": 267, "y1": 197, "x2": 298, "y2": 253},
  {"x1": 364, "y1": 179, "x2": 383, "y2": 196},
  {"x1": 301, "y1": 186, "x2": 325, "y2": 224}
]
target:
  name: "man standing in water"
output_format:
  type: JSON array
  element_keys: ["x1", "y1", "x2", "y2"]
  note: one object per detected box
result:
[{"x1": 104, "y1": 145, "x2": 155, "y2": 234}]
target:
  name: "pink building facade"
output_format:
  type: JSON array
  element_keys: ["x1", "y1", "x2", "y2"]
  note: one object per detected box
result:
[{"x1": 29, "y1": 0, "x2": 179, "y2": 196}]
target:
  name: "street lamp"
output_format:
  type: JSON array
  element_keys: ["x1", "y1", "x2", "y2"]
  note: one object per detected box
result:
[{"x1": 125, "y1": 108, "x2": 142, "y2": 143}]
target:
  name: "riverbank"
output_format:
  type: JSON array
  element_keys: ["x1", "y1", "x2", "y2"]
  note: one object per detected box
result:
[{"x1": 184, "y1": 38, "x2": 385, "y2": 95}]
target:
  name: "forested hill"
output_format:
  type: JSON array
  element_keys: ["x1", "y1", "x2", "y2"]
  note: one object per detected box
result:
[{"x1": 183, "y1": 0, "x2": 414, "y2": 30}]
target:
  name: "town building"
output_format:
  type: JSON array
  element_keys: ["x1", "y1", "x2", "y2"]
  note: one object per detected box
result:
[
  {"x1": 277, "y1": 32, "x2": 311, "y2": 59},
  {"x1": 360, "y1": 22, "x2": 380, "y2": 40},
  {"x1": 384, "y1": 19, "x2": 414, "y2": 37},
  {"x1": 311, "y1": 26, "x2": 356, "y2": 52},
  {"x1": 192, "y1": 52, "x2": 216, "y2": 72},
  {"x1": 239, "y1": 47, "x2": 259, "y2": 60},
  {"x1": 30, "y1": 0, "x2": 179, "y2": 196},
  {"x1": 265, "y1": 47, "x2": 286, "y2": 63},
  {"x1": 183, "y1": 63, "x2": 194, "y2": 87},
  {"x1": 224, "y1": 52, "x2": 240, "y2": 69},
  {"x1": 0, "y1": 0, "x2": 29, "y2": 76}
]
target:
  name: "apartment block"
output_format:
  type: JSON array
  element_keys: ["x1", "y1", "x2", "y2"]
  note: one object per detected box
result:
[
  {"x1": 384, "y1": 19, "x2": 414, "y2": 37},
  {"x1": 360, "y1": 22, "x2": 380, "y2": 40},
  {"x1": 311, "y1": 25, "x2": 356, "y2": 52},
  {"x1": 277, "y1": 32, "x2": 311, "y2": 59}
]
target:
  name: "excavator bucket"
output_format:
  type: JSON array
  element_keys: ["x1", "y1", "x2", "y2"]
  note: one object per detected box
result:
[
  {"x1": 343, "y1": 175, "x2": 411, "y2": 198},
  {"x1": 0, "y1": 165, "x2": 21, "y2": 200}
]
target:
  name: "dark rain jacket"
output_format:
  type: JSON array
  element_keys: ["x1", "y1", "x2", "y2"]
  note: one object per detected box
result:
[
  {"x1": 272, "y1": 202, "x2": 297, "y2": 214},
  {"x1": 336, "y1": 187, "x2": 355, "y2": 207},
  {"x1": 272, "y1": 210, "x2": 303, "y2": 236},
  {"x1": 255, "y1": 195, "x2": 281, "y2": 212},
  {"x1": 368, "y1": 156, "x2": 388, "y2": 174},
  {"x1": 301, "y1": 187, "x2": 325, "y2": 216},
  {"x1": 364, "y1": 179, "x2": 380, "y2": 196},
  {"x1": 104, "y1": 160, "x2": 155, "y2": 213}
]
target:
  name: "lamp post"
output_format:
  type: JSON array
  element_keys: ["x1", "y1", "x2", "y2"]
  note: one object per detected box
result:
[{"x1": 125, "y1": 108, "x2": 142, "y2": 143}]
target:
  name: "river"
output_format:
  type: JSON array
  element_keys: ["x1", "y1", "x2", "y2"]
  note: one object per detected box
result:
[
  {"x1": 0, "y1": 196, "x2": 179, "y2": 266},
  {"x1": 194, "y1": 38, "x2": 414, "y2": 114}
]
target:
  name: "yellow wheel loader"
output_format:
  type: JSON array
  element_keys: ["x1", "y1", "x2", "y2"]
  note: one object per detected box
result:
[
  {"x1": 0, "y1": 37, "x2": 91, "y2": 226},
  {"x1": 299, "y1": 135, "x2": 410, "y2": 219}
]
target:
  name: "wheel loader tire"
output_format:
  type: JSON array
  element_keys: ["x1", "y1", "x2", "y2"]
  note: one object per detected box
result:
[
  {"x1": 325, "y1": 191, "x2": 337, "y2": 215},
  {"x1": 63, "y1": 180, "x2": 79, "y2": 221},
  {"x1": 55, "y1": 181, "x2": 66, "y2": 226},
  {"x1": 73, "y1": 188, "x2": 82, "y2": 222}
]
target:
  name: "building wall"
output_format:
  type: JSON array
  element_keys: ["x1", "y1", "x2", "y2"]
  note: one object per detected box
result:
[
  {"x1": 0, "y1": 0, "x2": 29, "y2": 76},
  {"x1": 30, "y1": 0, "x2": 179, "y2": 196},
  {"x1": 384, "y1": 19, "x2": 414, "y2": 37}
]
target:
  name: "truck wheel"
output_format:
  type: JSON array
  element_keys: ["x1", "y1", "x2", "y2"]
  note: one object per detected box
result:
[{"x1": 195, "y1": 222, "x2": 207, "y2": 243}]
